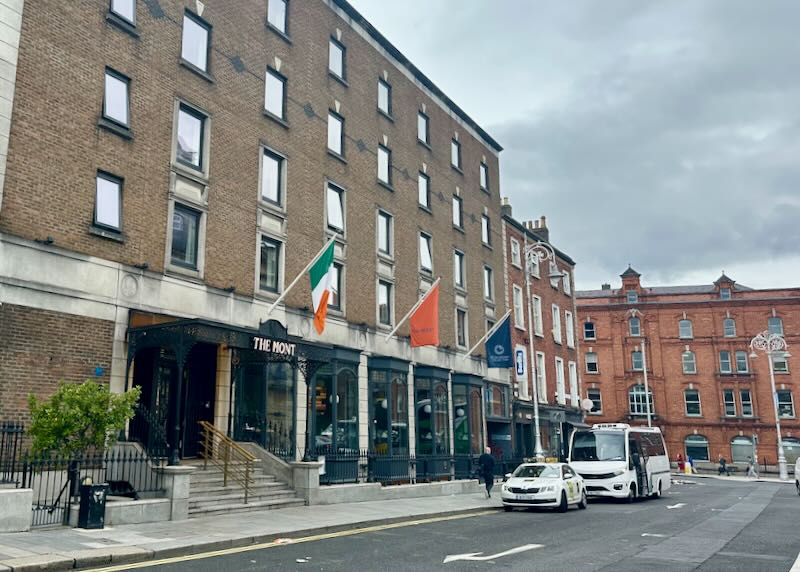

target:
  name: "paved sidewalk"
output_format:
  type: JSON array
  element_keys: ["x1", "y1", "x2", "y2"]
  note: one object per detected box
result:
[{"x1": 0, "y1": 492, "x2": 501, "y2": 571}]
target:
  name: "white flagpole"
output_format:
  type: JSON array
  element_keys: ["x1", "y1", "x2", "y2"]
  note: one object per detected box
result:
[
  {"x1": 462, "y1": 309, "x2": 512, "y2": 361},
  {"x1": 384, "y1": 277, "x2": 441, "y2": 341},
  {"x1": 267, "y1": 233, "x2": 338, "y2": 315}
]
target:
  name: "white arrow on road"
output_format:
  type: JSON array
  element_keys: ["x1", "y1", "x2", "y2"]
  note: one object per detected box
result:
[
  {"x1": 641, "y1": 533, "x2": 667, "y2": 538},
  {"x1": 443, "y1": 544, "x2": 544, "y2": 564},
  {"x1": 666, "y1": 503, "x2": 686, "y2": 509}
]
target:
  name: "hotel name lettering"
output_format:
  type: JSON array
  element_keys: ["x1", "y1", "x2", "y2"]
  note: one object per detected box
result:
[{"x1": 252, "y1": 336, "x2": 297, "y2": 357}]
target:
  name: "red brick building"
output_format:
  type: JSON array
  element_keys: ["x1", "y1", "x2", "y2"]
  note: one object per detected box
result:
[
  {"x1": 576, "y1": 268, "x2": 800, "y2": 470},
  {"x1": 500, "y1": 201, "x2": 581, "y2": 460}
]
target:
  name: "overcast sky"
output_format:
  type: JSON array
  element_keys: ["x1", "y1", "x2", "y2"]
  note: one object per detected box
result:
[{"x1": 349, "y1": 0, "x2": 800, "y2": 291}]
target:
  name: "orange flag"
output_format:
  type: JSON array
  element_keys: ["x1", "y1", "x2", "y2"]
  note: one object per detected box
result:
[{"x1": 410, "y1": 282, "x2": 439, "y2": 347}]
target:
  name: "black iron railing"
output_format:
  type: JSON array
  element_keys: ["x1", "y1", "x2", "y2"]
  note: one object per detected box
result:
[
  {"x1": 15, "y1": 448, "x2": 166, "y2": 528},
  {"x1": 1, "y1": 421, "x2": 24, "y2": 484},
  {"x1": 416, "y1": 454, "x2": 452, "y2": 482},
  {"x1": 233, "y1": 413, "x2": 295, "y2": 461},
  {"x1": 124, "y1": 404, "x2": 169, "y2": 460},
  {"x1": 367, "y1": 450, "x2": 414, "y2": 485},
  {"x1": 315, "y1": 447, "x2": 361, "y2": 485}
]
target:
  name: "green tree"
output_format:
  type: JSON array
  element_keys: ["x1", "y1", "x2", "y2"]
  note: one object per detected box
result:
[{"x1": 28, "y1": 380, "x2": 141, "y2": 456}]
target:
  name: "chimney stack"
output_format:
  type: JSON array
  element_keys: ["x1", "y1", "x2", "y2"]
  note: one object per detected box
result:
[
  {"x1": 601, "y1": 283, "x2": 611, "y2": 291},
  {"x1": 501, "y1": 197, "x2": 512, "y2": 218},
  {"x1": 533, "y1": 215, "x2": 549, "y2": 242}
]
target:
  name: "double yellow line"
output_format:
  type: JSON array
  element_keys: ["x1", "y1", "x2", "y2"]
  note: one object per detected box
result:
[{"x1": 88, "y1": 510, "x2": 496, "y2": 571}]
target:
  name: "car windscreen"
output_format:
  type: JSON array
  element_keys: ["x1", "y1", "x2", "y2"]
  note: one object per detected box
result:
[
  {"x1": 512, "y1": 465, "x2": 560, "y2": 478},
  {"x1": 571, "y1": 431, "x2": 626, "y2": 462}
]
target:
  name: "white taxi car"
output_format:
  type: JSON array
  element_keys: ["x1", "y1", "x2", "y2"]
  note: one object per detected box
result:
[{"x1": 501, "y1": 462, "x2": 587, "y2": 512}]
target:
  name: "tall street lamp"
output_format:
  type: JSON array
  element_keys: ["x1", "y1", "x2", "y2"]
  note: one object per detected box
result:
[
  {"x1": 749, "y1": 330, "x2": 791, "y2": 481},
  {"x1": 524, "y1": 240, "x2": 565, "y2": 461}
]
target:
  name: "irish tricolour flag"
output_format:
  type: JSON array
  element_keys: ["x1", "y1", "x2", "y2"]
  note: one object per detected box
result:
[{"x1": 309, "y1": 240, "x2": 336, "y2": 334}]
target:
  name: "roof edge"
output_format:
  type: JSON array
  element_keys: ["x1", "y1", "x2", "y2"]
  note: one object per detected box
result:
[{"x1": 329, "y1": 0, "x2": 503, "y2": 153}]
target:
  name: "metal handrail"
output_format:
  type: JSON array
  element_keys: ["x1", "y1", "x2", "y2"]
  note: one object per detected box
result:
[{"x1": 198, "y1": 421, "x2": 257, "y2": 504}]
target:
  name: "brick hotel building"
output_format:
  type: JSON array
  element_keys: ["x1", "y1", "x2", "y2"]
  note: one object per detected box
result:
[
  {"x1": 576, "y1": 268, "x2": 800, "y2": 469},
  {"x1": 0, "y1": 0, "x2": 509, "y2": 473},
  {"x1": 499, "y1": 204, "x2": 582, "y2": 461}
]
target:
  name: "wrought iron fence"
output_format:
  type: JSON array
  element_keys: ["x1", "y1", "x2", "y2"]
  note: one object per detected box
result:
[
  {"x1": 416, "y1": 454, "x2": 452, "y2": 482},
  {"x1": 14, "y1": 448, "x2": 166, "y2": 528},
  {"x1": 124, "y1": 404, "x2": 169, "y2": 460},
  {"x1": 367, "y1": 450, "x2": 414, "y2": 485},
  {"x1": 232, "y1": 412, "x2": 295, "y2": 461},
  {"x1": 453, "y1": 454, "x2": 479, "y2": 480},
  {"x1": 494, "y1": 457, "x2": 526, "y2": 478},
  {"x1": 0, "y1": 421, "x2": 24, "y2": 484},
  {"x1": 315, "y1": 448, "x2": 362, "y2": 485}
]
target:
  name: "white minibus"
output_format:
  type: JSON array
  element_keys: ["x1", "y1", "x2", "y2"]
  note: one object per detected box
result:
[{"x1": 568, "y1": 423, "x2": 670, "y2": 500}]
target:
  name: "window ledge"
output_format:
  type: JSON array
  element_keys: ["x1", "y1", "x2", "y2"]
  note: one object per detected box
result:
[
  {"x1": 419, "y1": 269, "x2": 434, "y2": 279},
  {"x1": 418, "y1": 204, "x2": 433, "y2": 215},
  {"x1": 266, "y1": 22, "x2": 292, "y2": 44},
  {"x1": 254, "y1": 291, "x2": 281, "y2": 304},
  {"x1": 585, "y1": 371, "x2": 600, "y2": 375},
  {"x1": 166, "y1": 264, "x2": 203, "y2": 281},
  {"x1": 482, "y1": 242, "x2": 493, "y2": 250},
  {"x1": 451, "y1": 165, "x2": 464, "y2": 175},
  {"x1": 378, "y1": 109, "x2": 394, "y2": 123},
  {"x1": 454, "y1": 285, "x2": 467, "y2": 295},
  {"x1": 179, "y1": 59, "x2": 215, "y2": 83},
  {"x1": 327, "y1": 150, "x2": 347, "y2": 164},
  {"x1": 452, "y1": 224, "x2": 465, "y2": 234},
  {"x1": 106, "y1": 12, "x2": 139, "y2": 37},
  {"x1": 328, "y1": 71, "x2": 349, "y2": 88},
  {"x1": 534, "y1": 332, "x2": 545, "y2": 338},
  {"x1": 514, "y1": 325, "x2": 526, "y2": 332},
  {"x1": 417, "y1": 139, "x2": 432, "y2": 151},
  {"x1": 377, "y1": 251, "x2": 394, "y2": 264},
  {"x1": 98, "y1": 118, "x2": 133, "y2": 140},
  {"x1": 89, "y1": 225, "x2": 125, "y2": 243},
  {"x1": 259, "y1": 199, "x2": 287, "y2": 218},
  {"x1": 171, "y1": 162, "x2": 210, "y2": 187},
  {"x1": 377, "y1": 180, "x2": 394, "y2": 192},
  {"x1": 263, "y1": 110, "x2": 289, "y2": 129},
  {"x1": 584, "y1": 337, "x2": 597, "y2": 342},
  {"x1": 480, "y1": 186, "x2": 490, "y2": 195}
]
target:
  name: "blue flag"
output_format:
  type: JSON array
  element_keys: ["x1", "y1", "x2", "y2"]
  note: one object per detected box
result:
[{"x1": 486, "y1": 315, "x2": 513, "y2": 368}]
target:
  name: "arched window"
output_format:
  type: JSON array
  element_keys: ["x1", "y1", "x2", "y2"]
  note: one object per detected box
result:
[
  {"x1": 783, "y1": 437, "x2": 800, "y2": 465},
  {"x1": 628, "y1": 317, "x2": 641, "y2": 337},
  {"x1": 679, "y1": 319, "x2": 693, "y2": 339},
  {"x1": 685, "y1": 435, "x2": 709, "y2": 461},
  {"x1": 723, "y1": 318, "x2": 736, "y2": 337},
  {"x1": 628, "y1": 384, "x2": 653, "y2": 416},
  {"x1": 731, "y1": 436, "x2": 753, "y2": 463},
  {"x1": 682, "y1": 351, "x2": 696, "y2": 374}
]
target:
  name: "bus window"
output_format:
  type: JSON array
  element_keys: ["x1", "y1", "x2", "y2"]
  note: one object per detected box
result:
[{"x1": 571, "y1": 431, "x2": 626, "y2": 462}]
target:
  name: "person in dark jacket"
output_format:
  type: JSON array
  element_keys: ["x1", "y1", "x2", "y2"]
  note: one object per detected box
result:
[{"x1": 478, "y1": 447, "x2": 496, "y2": 498}]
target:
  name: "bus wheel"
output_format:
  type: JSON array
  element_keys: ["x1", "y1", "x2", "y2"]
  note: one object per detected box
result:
[
  {"x1": 558, "y1": 492, "x2": 569, "y2": 513},
  {"x1": 626, "y1": 485, "x2": 637, "y2": 503},
  {"x1": 653, "y1": 481, "x2": 662, "y2": 499}
]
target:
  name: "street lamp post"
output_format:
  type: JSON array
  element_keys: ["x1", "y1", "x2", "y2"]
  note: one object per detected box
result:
[
  {"x1": 524, "y1": 240, "x2": 564, "y2": 461},
  {"x1": 749, "y1": 330, "x2": 791, "y2": 481}
]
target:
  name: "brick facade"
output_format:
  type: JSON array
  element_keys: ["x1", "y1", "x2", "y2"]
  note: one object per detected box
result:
[
  {"x1": 501, "y1": 204, "x2": 581, "y2": 459},
  {"x1": 0, "y1": 303, "x2": 113, "y2": 422},
  {"x1": 0, "y1": 0, "x2": 504, "y2": 343},
  {"x1": 577, "y1": 269, "x2": 800, "y2": 469}
]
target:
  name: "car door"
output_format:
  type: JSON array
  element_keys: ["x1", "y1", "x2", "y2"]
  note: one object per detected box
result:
[{"x1": 562, "y1": 465, "x2": 577, "y2": 502}]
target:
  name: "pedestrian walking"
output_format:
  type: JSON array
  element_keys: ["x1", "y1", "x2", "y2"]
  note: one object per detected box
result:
[
  {"x1": 746, "y1": 456, "x2": 758, "y2": 478},
  {"x1": 478, "y1": 447, "x2": 496, "y2": 498},
  {"x1": 686, "y1": 455, "x2": 696, "y2": 474},
  {"x1": 718, "y1": 455, "x2": 730, "y2": 476},
  {"x1": 676, "y1": 453, "x2": 685, "y2": 473}
]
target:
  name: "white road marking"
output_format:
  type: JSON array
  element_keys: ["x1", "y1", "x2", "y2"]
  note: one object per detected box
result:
[
  {"x1": 641, "y1": 533, "x2": 667, "y2": 538},
  {"x1": 790, "y1": 551, "x2": 800, "y2": 572},
  {"x1": 666, "y1": 503, "x2": 686, "y2": 510},
  {"x1": 443, "y1": 544, "x2": 544, "y2": 564}
]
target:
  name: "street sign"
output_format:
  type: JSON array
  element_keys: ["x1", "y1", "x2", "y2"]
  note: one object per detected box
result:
[{"x1": 514, "y1": 345, "x2": 527, "y2": 382}]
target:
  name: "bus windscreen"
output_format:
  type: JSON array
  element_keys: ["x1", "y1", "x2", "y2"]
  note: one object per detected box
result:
[{"x1": 571, "y1": 431, "x2": 626, "y2": 462}]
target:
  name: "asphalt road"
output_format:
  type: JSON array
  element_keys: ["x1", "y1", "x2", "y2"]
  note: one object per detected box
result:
[{"x1": 119, "y1": 478, "x2": 800, "y2": 572}]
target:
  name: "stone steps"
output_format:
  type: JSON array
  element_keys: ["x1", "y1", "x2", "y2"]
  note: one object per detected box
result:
[{"x1": 186, "y1": 457, "x2": 302, "y2": 517}]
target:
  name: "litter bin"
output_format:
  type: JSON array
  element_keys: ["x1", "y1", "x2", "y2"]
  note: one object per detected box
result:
[{"x1": 78, "y1": 483, "x2": 109, "y2": 529}]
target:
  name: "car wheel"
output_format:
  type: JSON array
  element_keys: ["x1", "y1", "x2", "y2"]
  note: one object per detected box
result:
[
  {"x1": 626, "y1": 485, "x2": 637, "y2": 503},
  {"x1": 504, "y1": 505, "x2": 513, "y2": 512},
  {"x1": 796, "y1": 480, "x2": 799, "y2": 496},
  {"x1": 558, "y1": 491, "x2": 568, "y2": 513},
  {"x1": 578, "y1": 491, "x2": 588, "y2": 510}
]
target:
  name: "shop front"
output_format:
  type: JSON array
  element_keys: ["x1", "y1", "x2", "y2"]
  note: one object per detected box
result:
[
  {"x1": 310, "y1": 347, "x2": 361, "y2": 454},
  {"x1": 368, "y1": 357, "x2": 410, "y2": 483},
  {"x1": 452, "y1": 373, "x2": 484, "y2": 478},
  {"x1": 414, "y1": 366, "x2": 451, "y2": 481},
  {"x1": 126, "y1": 314, "x2": 330, "y2": 465},
  {"x1": 485, "y1": 382, "x2": 512, "y2": 458}
]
